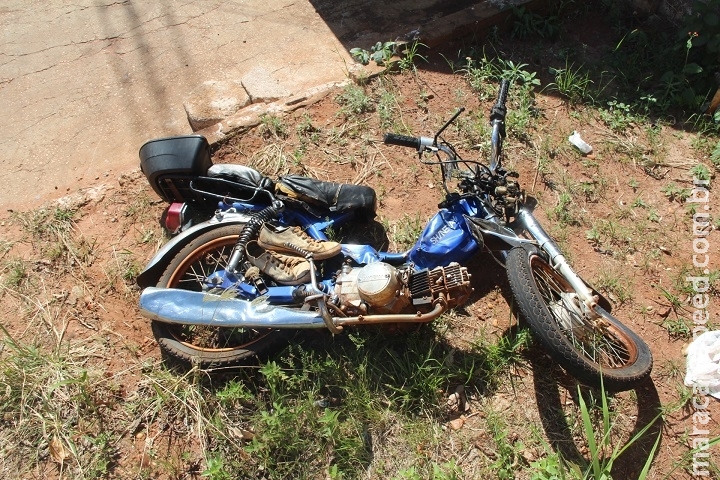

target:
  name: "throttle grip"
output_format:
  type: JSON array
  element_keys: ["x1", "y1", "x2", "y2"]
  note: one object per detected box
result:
[
  {"x1": 383, "y1": 133, "x2": 421, "y2": 149},
  {"x1": 496, "y1": 79, "x2": 510, "y2": 108}
]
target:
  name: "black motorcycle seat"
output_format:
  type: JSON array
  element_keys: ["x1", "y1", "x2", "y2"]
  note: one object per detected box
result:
[
  {"x1": 276, "y1": 175, "x2": 377, "y2": 217},
  {"x1": 207, "y1": 164, "x2": 275, "y2": 191}
]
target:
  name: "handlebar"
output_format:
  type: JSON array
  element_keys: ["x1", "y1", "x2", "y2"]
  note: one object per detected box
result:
[{"x1": 383, "y1": 133, "x2": 434, "y2": 150}]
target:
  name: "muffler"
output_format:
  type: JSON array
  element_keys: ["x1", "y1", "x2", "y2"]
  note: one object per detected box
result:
[{"x1": 139, "y1": 287, "x2": 327, "y2": 328}]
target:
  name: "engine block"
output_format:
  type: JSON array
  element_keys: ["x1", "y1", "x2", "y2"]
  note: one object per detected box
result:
[{"x1": 409, "y1": 263, "x2": 472, "y2": 309}]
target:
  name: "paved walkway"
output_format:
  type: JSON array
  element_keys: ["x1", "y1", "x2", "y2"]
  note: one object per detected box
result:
[{"x1": 0, "y1": 0, "x2": 355, "y2": 210}]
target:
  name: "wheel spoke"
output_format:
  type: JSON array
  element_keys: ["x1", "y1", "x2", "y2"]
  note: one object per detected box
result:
[
  {"x1": 164, "y1": 235, "x2": 274, "y2": 352},
  {"x1": 530, "y1": 257, "x2": 633, "y2": 370}
]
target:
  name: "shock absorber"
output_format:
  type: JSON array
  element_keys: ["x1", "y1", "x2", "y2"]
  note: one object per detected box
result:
[{"x1": 226, "y1": 202, "x2": 283, "y2": 274}]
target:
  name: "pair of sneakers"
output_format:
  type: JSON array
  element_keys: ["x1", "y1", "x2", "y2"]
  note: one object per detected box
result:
[{"x1": 245, "y1": 224, "x2": 341, "y2": 285}]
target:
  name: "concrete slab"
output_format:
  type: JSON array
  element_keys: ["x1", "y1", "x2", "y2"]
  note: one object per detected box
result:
[
  {"x1": 0, "y1": 0, "x2": 537, "y2": 210},
  {"x1": 0, "y1": 0, "x2": 352, "y2": 209}
]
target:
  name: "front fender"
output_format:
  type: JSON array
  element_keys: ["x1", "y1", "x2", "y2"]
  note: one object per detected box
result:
[{"x1": 136, "y1": 211, "x2": 253, "y2": 288}]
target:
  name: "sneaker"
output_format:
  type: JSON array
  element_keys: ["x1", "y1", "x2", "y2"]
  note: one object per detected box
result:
[
  {"x1": 245, "y1": 241, "x2": 311, "y2": 285},
  {"x1": 258, "y1": 224, "x2": 341, "y2": 260}
]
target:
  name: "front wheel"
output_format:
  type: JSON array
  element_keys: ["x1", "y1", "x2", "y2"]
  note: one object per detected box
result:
[
  {"x1": 506, "y1": 247, "x2": 652, "y2": 391},
  {"x1": 151, "y1": 225, "x2": 288, "y2": 367}
]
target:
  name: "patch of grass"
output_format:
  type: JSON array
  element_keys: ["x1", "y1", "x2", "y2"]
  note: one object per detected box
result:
[
  {"x1": 597, "y1": 100, "x2": 642, "y2": 132},
  {"x1": 547, "y1": 61, "x2": 593, "y2": 104},
  {"x1": 336, "y1": 83, "x2": 374, "y2": 117},
  {"x1": 2, "y1": 257, "x2": 28, "y2": 288},
  {"x1": 576, "y1": 382, "x2": 661, "y2": 480},
  {"x1": 259, "y1": 113, "x2": 288, "y2": 139},
  {"x1": 14, "y1": 206, "x2": 95, "y2": 269},
  {"x1": 660, "y1": 316, "x2": 692, "y2": 339},
  {"x1": 485, "y1": 410, "x2": 524, "y2": 479},
  {"x1": 388, "y1": 213, "x2": 424, "y2": 251},
  {"x1": 594, "y1": 265, "x2": 634, "y2": 304},
  {"x1": 0, "y1": 330, "x2": 122, "y2": 478},
  {"x1": 377, "y1": 80, "x2": 402, "y2": 130},
  {"x1": 549, "y1": 192, "x2": 580, "y2": 227}
]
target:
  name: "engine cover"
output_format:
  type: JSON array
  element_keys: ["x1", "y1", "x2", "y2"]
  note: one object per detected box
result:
[
  {"x1": 333, "y1": 263, "x2": 410, "y2": 314},
  {"x1": 357, "y1": 262, "x2": 401, "y2": 307}
]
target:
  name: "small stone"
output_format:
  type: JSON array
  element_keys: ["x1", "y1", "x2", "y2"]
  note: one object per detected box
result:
[{"x1": 449, "y1": 417, "x2": 465, "y2": 430}]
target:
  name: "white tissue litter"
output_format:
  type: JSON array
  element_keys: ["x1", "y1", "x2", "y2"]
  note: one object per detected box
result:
[
  {"x1": 685, "y1": 330, "x2": 720, "y2": 399},
  {"x1": 568, "y1": 131, "x2": 593, "y2": 154}
]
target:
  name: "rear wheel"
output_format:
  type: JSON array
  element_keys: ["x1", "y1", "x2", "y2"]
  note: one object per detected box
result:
[
  {"x1": 151, "y1": 225, "x2": 286, "y2": 367},
  {"x1": 506, "y1": 247, "x2": 652, "y2": 391}
]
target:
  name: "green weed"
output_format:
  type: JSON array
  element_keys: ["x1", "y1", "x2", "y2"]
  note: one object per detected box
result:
[
  {"x1": 398, "y1": 41, "x2": 428, "y2": 72},
  {"x1": 547, "y1": 61, "x2": 593, "y2": 104},
  {"x1": 661, "y1": 182, "x2": 690, "y2": 202},
  {"x1": 350, "y1": 41, "x2": 397, "y2": 66},
  {"x1": 336, "y1": 83, "x2": 374, "y2": 117},
  {"x1": 549, "y1": 192, "x2": 580, "y2": 227},
  {"x1": 260, "y1": 114, "x2": 288, "y2": 139},
  {"x1": 577, "y1": 381, "x2": 661, "y2": 480}
]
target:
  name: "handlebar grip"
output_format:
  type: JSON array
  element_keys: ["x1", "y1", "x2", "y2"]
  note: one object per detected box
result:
[
  {"x1": 383, "y1": 133, "x2": 421, "y2": 149},
  {"x1": 496, "y1": 79, "x2": 510, "y2": 108},
  {"x1": 490, "y1": 79, "x2": 510, "y2": 122}
]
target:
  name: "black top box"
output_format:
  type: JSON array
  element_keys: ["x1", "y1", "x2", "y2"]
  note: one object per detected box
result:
[{"x1": 139, "y1": 135, "x2": 212, "y2": 202}]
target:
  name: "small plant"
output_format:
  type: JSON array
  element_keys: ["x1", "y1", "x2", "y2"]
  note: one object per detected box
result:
[
  {"x1": 398, "y1": 41, "x2": 428, "y2": 72},
  {"x1": 576, "y1": 380, "x2": 661, "y2": 480},
  {"x1": 595, "y1": 267, "x2": 633, "y2": 304},
  {"x1": 260, "y1": 114, "x2": 288, "y2": 139},
  {"x1": 390, "y1": 213, "x2": 424, "y2": 251},
  {"x1": 550, "y1": 192, "x2": 580, "y2": 226},
  {"x1": 377, "y1": 82, "x2": 401, "y2": 130},
  {"x1": 661, "y1": 316, "x2": 692, "y2": 339},
  {"x1": 661, "y1": 182, "x2": 690, "y2": 202},
  {"x1": 690, "y1": 163, "x2": 711, "y2": 181},
  {"x1": 336, "y1": 83, "x2": 374, "y2": 117},
  {"x1": 350, "y1": 41, "x2": 397, "y2": 66},
  {"x1": 2, "y1": 258, "x2": 27, "y2": 288},
  {"x1": 598, "y1": 100, "x2": 639, "y2": 132},
  {"x1": 711, "y1": 140, "x2": 720, "y2": 169},
  {"x1": 585, "y1": 226, "x2": 602, "y2": 248},
  {"x1": 547, "y1": 61, "x2": 593, "y2": 104}
]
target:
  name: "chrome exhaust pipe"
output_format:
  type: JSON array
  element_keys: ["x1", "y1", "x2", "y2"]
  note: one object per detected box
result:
[{"x1": 139, "y1": 287, "x2": 327, "y2": 329}]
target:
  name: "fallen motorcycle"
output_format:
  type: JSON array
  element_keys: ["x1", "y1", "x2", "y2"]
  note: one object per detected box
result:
[{"x1": 136, "y1": 79, "x2": 652, "y2": 391}]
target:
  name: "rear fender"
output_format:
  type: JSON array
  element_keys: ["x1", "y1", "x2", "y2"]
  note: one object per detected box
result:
[{"x1": 136, "y1": 211, "x2": 253, "y2": 288}]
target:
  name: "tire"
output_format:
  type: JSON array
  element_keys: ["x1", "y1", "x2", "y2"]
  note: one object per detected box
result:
[
  {"x1": 151, "y1": 225, "x2": 287, "y2": 367},
  {"x1": 505, "y1": 247, "x2": 652, "y2": 391}
]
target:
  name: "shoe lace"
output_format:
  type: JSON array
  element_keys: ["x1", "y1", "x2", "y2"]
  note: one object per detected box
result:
[
  {"x1": 291, "y1": 227, "x2": 324, "y2": 245},
  {"x1": 273, "y1": 252, "x2": 305, "y2": 271}
]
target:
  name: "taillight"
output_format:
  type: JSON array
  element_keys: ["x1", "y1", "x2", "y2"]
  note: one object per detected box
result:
[{"x1": 163, "y1": 202, "x2": 187, "y2": 233}]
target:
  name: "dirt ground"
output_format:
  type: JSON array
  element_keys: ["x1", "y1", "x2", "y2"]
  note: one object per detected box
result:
[{"x1": 1, "y1": 4, "x2": 719, "y2": 479}]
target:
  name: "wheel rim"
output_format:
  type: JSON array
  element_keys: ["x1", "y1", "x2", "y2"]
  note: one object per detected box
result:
[
  {"x1": 529, "y1": 255, "x2": 639, "y2": 370},
  {"x1": 164, "y1": 235, "x2": 274, "y2": 352}
]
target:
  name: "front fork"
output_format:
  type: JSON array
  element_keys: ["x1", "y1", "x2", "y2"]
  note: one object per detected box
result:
[{"x1": 516, "y1": 209, "x2": 599, "y2": 315}]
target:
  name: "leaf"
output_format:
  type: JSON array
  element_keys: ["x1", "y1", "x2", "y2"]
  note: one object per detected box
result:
[
  {"x1": 682, "y1": 63, "x2": 703, "y2": 75},
  {"x1": 49, "y1": 435, "x2": 69, "y2": 464}
]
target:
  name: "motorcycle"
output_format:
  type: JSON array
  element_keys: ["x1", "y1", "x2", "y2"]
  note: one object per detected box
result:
[{"x1": 136, "y1": 80, "x2": 652, "y2": 391}]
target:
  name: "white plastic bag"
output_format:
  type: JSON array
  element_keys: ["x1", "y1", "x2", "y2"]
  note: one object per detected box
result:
[{"x1": 685, "y1": 330, "x2": 720, "y2": 399}]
